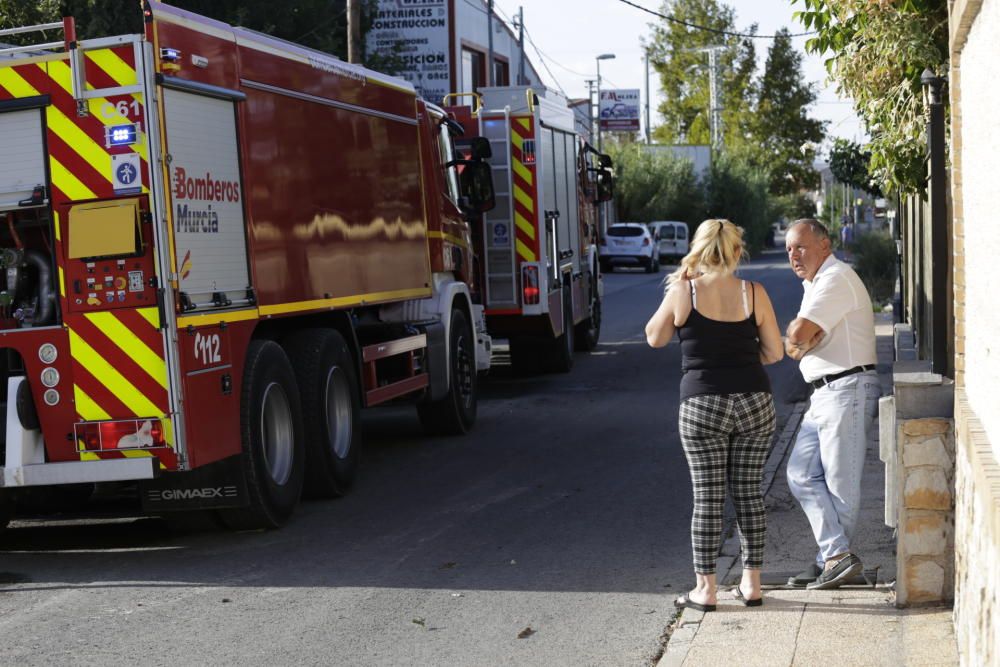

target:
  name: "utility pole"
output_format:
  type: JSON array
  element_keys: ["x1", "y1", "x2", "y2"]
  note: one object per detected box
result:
[
  {"x1": 644, "y1": 51, "x2": 651, "y2": 144},
  {"x1": 595, "y1": 53, "x2": 615, "y2": 153},
  {"x1": 585, "y1": 79, "x2": 596, "y2": 143},
  {"x1": 486, "y1": 0, "x2": 495, "y2": 87},
  {"x1": 347, "y1": 0, "x2": 362, "y2": 65},
  {"x1": 516, "y1": 7, "x2": 525, "y2": 85},
  {"x1": 703, "y1": 46, "x2": 725, "y2": 150}
]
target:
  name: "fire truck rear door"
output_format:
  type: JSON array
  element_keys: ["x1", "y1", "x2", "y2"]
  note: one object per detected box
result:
[
  {"x1": 0, "y1": 105, "x2": 46, "y2": 212},
  {"x1": 161, "y1": 85, "x2": 251, "y2": 310}
]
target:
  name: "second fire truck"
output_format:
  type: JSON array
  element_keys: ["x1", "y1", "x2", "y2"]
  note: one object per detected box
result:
[{"x1": 446, "y1": 87, "x2": 614, "y2": 373}]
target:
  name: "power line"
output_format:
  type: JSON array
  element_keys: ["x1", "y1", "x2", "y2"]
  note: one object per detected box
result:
[
  {"x1": 523, "y1": 27, "x2": 567, "y2": 95},
  {"x1": 614, "y1": 0, "x2": 817, "y2": 40}
]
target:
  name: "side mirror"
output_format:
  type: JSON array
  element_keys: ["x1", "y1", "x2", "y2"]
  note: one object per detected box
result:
[
  {"x1": 460, "y1": 161, "x2": 496, "y2": 213},
  {"x1": 594, "y1": 168, "x2": 614, "y2": 203},
  {"x1": 469, "y1": 136, "x2": 492, "y2": 160}
]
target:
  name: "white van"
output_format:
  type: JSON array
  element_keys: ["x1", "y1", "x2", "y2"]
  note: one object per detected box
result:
[{"x1": 648, "y1": 221, "x2": 690, "y2": 264}]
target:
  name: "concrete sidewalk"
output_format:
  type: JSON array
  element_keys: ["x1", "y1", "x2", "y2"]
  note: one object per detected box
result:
[{"x1": 658, "y1": 313, "x2": 960, "y2": 666}]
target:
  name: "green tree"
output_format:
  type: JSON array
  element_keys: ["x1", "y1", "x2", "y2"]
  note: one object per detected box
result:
[
  {"x1": 605, "y1": 142, "x2": 704, "y2": 225},
  {"x1": 792, "y1": 0, "x2": 948, "y2": 193},
  {"x1": 646, "y1": 0, "x2": 758, "y2": 148},
  {"x1": 702, "y1": 152, "x2": 777, "y2": 252},
  {"x1": 828, "y1": 138, "x2": 881, "y2": 196},
  {"x1": 745, "y1": 28, "x2": 826, "y2": 196}
]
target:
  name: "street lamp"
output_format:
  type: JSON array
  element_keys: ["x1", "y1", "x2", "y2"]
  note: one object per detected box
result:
[{"x1": 595, "y1": 53, "x2": 615, "y2": 153}]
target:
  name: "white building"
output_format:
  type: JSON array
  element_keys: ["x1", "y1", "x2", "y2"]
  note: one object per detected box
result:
[{"x1": 367, "y1": 0, "x2": 544, "y2": 108}]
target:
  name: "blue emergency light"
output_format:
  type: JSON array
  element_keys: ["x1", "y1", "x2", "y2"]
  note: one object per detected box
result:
[{"x1": 108, "y1": 124, "x2": 137, "y2": 146}]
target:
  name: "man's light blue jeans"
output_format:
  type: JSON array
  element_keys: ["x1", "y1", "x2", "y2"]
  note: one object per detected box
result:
[{"x1": 787, "y1": 370, "x2": 881, "y2": 566}]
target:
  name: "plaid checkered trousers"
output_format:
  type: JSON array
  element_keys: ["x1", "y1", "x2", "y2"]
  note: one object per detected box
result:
[{"x1": 678, "y1": 392, "x2": 776, "y2": 574}]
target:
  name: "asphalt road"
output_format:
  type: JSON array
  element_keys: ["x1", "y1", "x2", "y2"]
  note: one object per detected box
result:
[{"x1": 0, "y1": 250, "x2": 810, "y2": 667}]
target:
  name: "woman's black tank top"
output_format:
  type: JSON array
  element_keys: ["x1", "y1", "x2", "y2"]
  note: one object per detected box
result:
[{"x1": 677, "y1": 280, "x2": 772, "y2": 401}]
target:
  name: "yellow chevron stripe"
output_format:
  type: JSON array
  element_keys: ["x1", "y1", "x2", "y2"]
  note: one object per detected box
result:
[
  {"x1": 515, "y1": 211, "x2": 535, "y2": 240},
  {"x1": 137, "y1": 307, "x2": 160, "y2": 330},
  {"x1": 68, "y1": 328, "x2": 163, "y2": 418},
  {"x1": 74, "y1": 385, "x2": 112, "y2": 421},
  {"x1": 516, "y1": 117, "x2": 531, "y2": 131},
  {"x1": 84, "y1": 311, "x2": 167, "y2": 389},
  {"x1": 45, "y1": 109, "x2": 115, "y2": 189},
  {"x1": 512, "y1": 158, "x2": 533, "y2": 187},
  {"x1": 516, "y1": 238, "x2": 536, "y2": 262},
  {"x1": 514, "y1": 184, "x2": 534, "y2": 214},
  {"x1": 511, "y1": 131, "x2": 523, "y2": 151},
  {"x1": 85, "y1": 49, "x2": 138, "y2": 87},
  {"x1": 80, "y1": 451, "x2": 100, "y2": 461},
  {"x1": 47, "y1": 58, "x2": 150, "y2": 166},
  {"x1": 49, "y1": 155, "x2": 98, "y2": 201},
  {"x1": 0, "y1": 65, "x2": 38, "y2": 98}
]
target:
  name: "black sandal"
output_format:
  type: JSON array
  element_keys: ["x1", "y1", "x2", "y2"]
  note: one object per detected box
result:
[
  {"x1": 733, "y1": 586, "x2": 763, "y2": 607},
  {"x1": 674, "y1": 593, "x2": 717, "y2": 612}
]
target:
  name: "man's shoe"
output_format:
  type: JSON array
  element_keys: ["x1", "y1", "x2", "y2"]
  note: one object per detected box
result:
[
  {"x1": 806, "y1": 554, "x2": 863, "y2": 590},
  {"x1": 787, "y1": 563, "x2": 822, "y2": 588}
]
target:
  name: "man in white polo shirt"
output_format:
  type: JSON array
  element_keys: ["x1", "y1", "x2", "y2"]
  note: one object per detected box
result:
[{"x1": 783, "y1": 219, "x2": 880, "y2": 590}]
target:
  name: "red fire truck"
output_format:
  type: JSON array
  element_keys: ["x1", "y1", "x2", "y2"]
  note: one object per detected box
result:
[
  {"x1": 0, "y1": 1, "x2": 495, "y2": 530},
  {"x1": 445, "y1": 87, "x2": 613, "y2": 373}
]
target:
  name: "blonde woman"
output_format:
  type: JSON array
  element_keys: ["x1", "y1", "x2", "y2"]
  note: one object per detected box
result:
[{"x1": 645, "y1": 219, "x2": 784, "y2": 611}]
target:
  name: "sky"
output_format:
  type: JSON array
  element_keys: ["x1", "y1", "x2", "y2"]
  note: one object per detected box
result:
[{"x1": 489, "y1": 0, "x2": 864, "y2": 155}]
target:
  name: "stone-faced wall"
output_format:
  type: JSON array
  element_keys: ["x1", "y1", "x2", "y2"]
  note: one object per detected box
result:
[
  {"x1": 951, "y1": 0, "x2": 1000, "y2": 663},
  {"x1": 954, "y1": 391, "x2": 1000, "y2": 665},
  {"x1": 895, "y1": 418, "x2": 955, "y2": 606}
]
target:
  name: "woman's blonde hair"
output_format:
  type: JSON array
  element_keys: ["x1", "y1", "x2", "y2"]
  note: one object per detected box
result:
[{"x1": 666, "y1": 218, "x2": 744, "y2": 287}]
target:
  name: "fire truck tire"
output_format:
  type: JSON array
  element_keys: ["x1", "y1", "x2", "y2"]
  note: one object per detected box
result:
[
  {"x1": 574, "y1": 287, "x2": 601, "y2": 352},
  {"x1": 0, "y1": 491, "x2": 12, "y2": 533},
  {"x1": 417, "y1": 308, "x2": 477, "y2": 435},
  {"x1": 221, "y1": 340, "x2": 305, "y2": 530},
  {"x1": 285, "y1": 329, "x2": 361, "y2": 499},
  {"x1": 547, "y1": 287, "x2": 575, "y2": 373}
]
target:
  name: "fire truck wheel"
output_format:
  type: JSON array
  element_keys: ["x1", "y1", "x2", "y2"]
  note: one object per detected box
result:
[
  {"x1": 285, "y1": 329, "x2": 361, "y2": 499},
  {"x1": 221, "y1": 339, "x2": 305, "y2": 530},
  {"x1": 548, "y1": 287, "x2": 575, "y2": 373},
  {"x1": 417, "y1": 308, "x2": 477, "y2": 435}
]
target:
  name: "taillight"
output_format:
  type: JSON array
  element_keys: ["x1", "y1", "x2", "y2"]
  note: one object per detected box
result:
[
  {"x1": 522, "y1": 264, "x2": 540, "y2": 305},
  {"x1": 76, "y1": 419, "x2": 166, "y2": 450},
  {"x1": 642, "y1": 237, "x2": 650, "y2": 246}
]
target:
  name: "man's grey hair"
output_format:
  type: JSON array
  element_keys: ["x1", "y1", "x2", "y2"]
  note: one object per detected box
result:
[{"x1": 789, "y1": 218, "x2": 831, "y2": 243}]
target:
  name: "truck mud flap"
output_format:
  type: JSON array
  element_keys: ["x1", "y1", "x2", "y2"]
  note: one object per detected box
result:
[
  {"x1": 138, "y1": 455, "x2": 248, "y2": 512},
  {"x1": 421, "y1": 321, "x2": 448, "y2": 401}
]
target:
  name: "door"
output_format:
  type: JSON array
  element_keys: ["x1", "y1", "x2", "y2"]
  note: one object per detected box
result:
[{"x1": 162, "y1": 88, "x2": 251, "y2": 311}]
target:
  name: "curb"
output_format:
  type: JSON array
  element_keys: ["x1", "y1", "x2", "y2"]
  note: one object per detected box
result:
[{"x1": 656, "y1": 400, "x2": 808, "y2": 667}]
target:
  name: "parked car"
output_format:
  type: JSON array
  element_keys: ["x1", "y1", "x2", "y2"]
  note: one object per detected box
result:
[
  {"x1": 599, "y1": 223, "x2": 658, "y2": 273},
  {"x1": 647, "y1": 220, "x2": 690, "y2": 264}
]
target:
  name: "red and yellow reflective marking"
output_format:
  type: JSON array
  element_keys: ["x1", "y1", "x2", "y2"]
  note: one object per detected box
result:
[
  {"x1": 510, "y1": 116, "x2": 538, "y2": 263},
  {"x1": 67, "y1": 307, "x2": 176, "y2": 469},
  {"x1": 0, "y1": 46, "x2": 149, "y2": 204}
]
